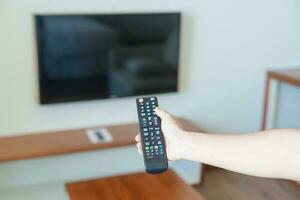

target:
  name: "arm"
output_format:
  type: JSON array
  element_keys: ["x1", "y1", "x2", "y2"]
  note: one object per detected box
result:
[
  {"x1": 179, "y1": 128, "x2": 300, "y2": 181},
  {"x1": 135, "y1": 108, "x2": 300, "y2": 181}
]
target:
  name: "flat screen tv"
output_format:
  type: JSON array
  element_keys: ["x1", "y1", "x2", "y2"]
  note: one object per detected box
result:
[{"x1": 35, "y1": 13, "x2": 181, "y2": 104}]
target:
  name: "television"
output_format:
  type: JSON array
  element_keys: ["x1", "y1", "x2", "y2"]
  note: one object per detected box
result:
[{"x1": 35, "y1": 13, "x2": 181, "y2": 104}]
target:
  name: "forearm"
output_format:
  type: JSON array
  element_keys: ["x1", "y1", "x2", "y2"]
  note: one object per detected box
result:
[{"x1": 179, "y1": 129, "x2": 300, "y2": 181}]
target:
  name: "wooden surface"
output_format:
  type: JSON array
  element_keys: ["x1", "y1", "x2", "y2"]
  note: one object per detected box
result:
[
  {"x1": 66, "y1": 170, "x2": 205, "y2": 200},
  {"x1": 0, "y1": 118, "x2": 201, "y2": 163},
  {"x1": 195, "y1": 167, "x2": 300, "y2": 200},
  {"x1": 268, "y1": 68, "x2": 300, "y2": 87}
]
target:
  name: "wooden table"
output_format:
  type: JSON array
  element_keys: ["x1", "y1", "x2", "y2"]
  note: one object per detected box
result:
[
  {"x1": 66, "y1": 170, "x2": 205, "y2": 200},
  {"x1": 262, "y1": 68, "x2": 300, "y2": 130}
]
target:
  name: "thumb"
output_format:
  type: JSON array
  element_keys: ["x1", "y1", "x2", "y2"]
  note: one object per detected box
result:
[{"x1": 154, "y1": 107, "x2": 173, "y2": 121}]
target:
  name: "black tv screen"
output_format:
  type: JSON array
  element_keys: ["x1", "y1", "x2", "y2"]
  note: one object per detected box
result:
[{"x1": 35, "y1": 13, "x2": 181, "y2": 104}]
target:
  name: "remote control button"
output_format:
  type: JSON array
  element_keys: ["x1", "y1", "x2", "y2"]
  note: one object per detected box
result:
[
  {"x1": 153, "y1": 116, "x2": 159, "y2": 126},
  {"x1": 138, "y1": 98, "x2": 144, "y2": 103}
]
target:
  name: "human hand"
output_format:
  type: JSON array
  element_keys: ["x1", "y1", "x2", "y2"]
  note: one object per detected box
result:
[{"x1": 135, "y1": 107, "x2": 187, "y2": 161}]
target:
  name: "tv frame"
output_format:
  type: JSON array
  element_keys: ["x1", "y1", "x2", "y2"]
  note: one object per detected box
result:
[{"x1": 35, "y1": 12, "x2": 182, "y2": 104}]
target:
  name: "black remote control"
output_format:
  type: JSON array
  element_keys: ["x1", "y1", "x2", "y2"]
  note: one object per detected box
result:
[{"x1": 136, "y1": 97, "x2": 168, "y2": 174}]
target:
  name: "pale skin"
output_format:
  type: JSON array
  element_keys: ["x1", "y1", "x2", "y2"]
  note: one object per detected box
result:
[{"x1": 135, "y1": 107, "x2": 300, "y2": 181}]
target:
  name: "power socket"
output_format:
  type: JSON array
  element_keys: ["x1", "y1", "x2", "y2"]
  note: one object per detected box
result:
[{"x1": 85, "y1": 128, "x2": 113, "y2": 144}]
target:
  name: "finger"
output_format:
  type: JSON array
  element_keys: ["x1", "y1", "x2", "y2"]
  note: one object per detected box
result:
[
  {"x1": 137, "y1": 142, "x2": 142, "y2": 151},
  {"x1": 136, "y1": 143, "x2": 143, "y2": 155},
  {"x1": 135, "y1": 134, "x2": 141, "y2": 142},
  {"x1": 138, "y1": 148, "x2": 143, "y2": 155},
  {"x1": 155, "y1": 107, "x2": 172, "y2": 120}
]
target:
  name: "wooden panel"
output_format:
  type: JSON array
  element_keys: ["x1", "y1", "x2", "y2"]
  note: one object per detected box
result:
[
  {"x1": 269, "y1": 68, "x2": 300, "y2": 87},
  {"x1": 0, "y1": 118, "x2": 202, "y2": 162},
  {"x1": 66, "y1": 170, "x2": 205, "y2": 200},
  {"x1": 0, "y1": 123, "x2": 138, "y2": 163},
  {"x1": 262, "y1": 73, "x2": 272, "y2": 130}
]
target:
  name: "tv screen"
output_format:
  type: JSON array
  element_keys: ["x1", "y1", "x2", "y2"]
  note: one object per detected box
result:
[{"x1": 35, "y1": 13, "x2": 181, "y2": 104}]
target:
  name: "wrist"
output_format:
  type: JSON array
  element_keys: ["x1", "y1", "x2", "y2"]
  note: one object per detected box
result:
[
  {"x1": 176, "y1": 130, "x2": 192, "y2": 160},
  {"x1": 177, "y1": 131, "x2": 206, "y2": 161}
]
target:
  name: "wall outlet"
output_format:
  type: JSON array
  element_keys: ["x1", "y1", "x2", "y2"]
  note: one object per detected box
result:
[{"x1": 85, "y1": 128, "x2": 113, "y2": 144}]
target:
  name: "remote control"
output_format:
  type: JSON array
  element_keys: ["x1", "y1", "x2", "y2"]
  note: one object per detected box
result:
[{"x1": 136, "y1": 97, "x2": 168, "y2": 174}]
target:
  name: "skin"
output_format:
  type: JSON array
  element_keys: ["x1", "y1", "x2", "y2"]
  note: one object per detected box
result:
[{"x1": 135, "y1": 107, "x2": 300, "y2": 181}]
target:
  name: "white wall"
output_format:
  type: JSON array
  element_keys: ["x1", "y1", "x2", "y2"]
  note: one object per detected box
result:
[{"x1": 1, "y1": 0, "x2": 300, "y2": 136}]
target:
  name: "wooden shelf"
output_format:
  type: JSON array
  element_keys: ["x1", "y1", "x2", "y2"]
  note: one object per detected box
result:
[
  {"x1": 66, "y1": 170, "x2": 205, "y2": 200},
  {"x1": 0, "y1": 118, "x2": 201, "y2": 163},
  {"x1": 262, "y1": 68, "x2": 300, "y2": 129},
  {"x1": 268, "y1": 68, "x2": 300, "y2": 87}
]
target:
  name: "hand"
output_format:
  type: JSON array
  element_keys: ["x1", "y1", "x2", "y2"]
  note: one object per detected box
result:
[{"x1": 135, "y1": 107, "x2": 187, "y2": 161}]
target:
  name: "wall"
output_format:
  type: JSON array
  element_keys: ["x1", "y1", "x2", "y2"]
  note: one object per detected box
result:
[{"x1": 1, "y1": 0, "x2": 300, "y2": 136}]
